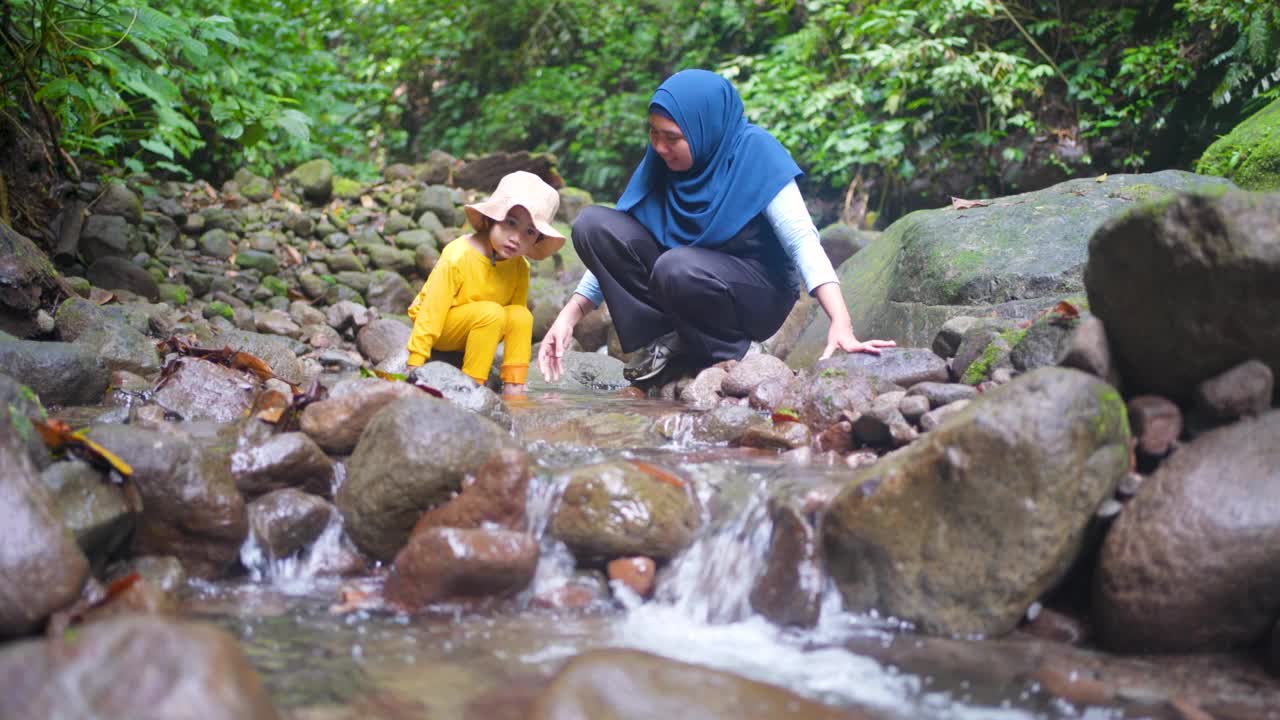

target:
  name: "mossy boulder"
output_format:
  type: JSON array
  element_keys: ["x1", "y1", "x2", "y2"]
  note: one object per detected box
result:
[
  {"x1": 788, "y1": 171, "x2": 1235, "y2": 368},
  {"x1": 1196, "y1": 97, "x2": 1280, "y2": 191},
  {"x1": 332, "y1": 176, "x2": 365, "y2": 200},
  {"x1": 0, "y1": 221, "x2": 63, "y2": 337},
  {"x1": 286, "y1": 159, "x2": 334, "y2": 204}
]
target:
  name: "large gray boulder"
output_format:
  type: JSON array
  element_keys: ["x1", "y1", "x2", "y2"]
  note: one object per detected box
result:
[
  {"x1": 0, "y1": 615, "x2": 280, "y2": 719},
  {"x1": 337, "y1": 396, "x2": 519, "y2": 561},
  {"x1": 0, "y1": 332, "x2": 109, "y2": 406},
  {"x1": 84, "y1": 425, "x2": 248, "y2": 578},
  {"x1": 788, "y1": 171, "x2": 1235, "y2": 367},
  {"x1": 0, "y1": 428, "x2": 89, "y2": 636},
  {"x1": 822, "y1": 367, "x2": 1130, "y2": 636},
  {"x1": 1094, "y1": 410, "x2": 1280, "y2": 653},
  {"x1": 1084, "y1": 189, "x2": 1280, "y2": 402},
  {"x1": 0, "y1": 222, "x2": 64, "y2": 337}
]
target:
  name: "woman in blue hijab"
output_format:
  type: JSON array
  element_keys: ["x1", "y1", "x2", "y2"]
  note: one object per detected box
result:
[{"x1": 538, "y1": 69, "x2": 895, "y2": 383}]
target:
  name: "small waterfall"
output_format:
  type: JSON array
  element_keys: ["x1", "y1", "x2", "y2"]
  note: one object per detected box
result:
[
  {"x1": 653, "y1": 483, "x2": 774, "y2": 623},
  {"x1": 524, "y1": 473, "x2": 578, "y2": 599},
  {"x1": 239, "y1": 510, "x2": 350, "y2": 594},
  {"x1": 658, "y1": 413, "x2": 698, "y2": 448}
]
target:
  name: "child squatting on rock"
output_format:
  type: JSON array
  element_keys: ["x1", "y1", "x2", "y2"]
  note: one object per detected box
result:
[{"x1": 405, "y1": 171, "x2": 564, "y2": 396}]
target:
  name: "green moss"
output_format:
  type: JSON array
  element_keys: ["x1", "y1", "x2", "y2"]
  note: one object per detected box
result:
[
  {"x1": 818, "y1": 367, "x2": 847, "y2": 378},
  {"x1": 961, "y1": 328, "x2": 1025, "y2": 385},
  {"x1": 332, "y1": 176, "x2": 365, "y2": 199},
  {"x1": 260, "y1": 276, "x2": 289, "y2": 297},
  {"x1": 321, "y1": 274, "x2": 338, "y2": 285},
  {"x1": 9, "y1": 404, "x2": 34, "y2": 443},
  {"x1": 1196, "y1": 97, "x2": 1280, "y2": 191},
  {"x1": 204, "y1": 301, "x2": 235, "y2": 320}
]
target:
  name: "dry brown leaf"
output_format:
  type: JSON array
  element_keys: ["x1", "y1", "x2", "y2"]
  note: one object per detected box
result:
[
  {"x1": 88, "y1": 287, "x2": 116, "y2": 305},
  {"x1": 284, "y1": 244, "x2": 303, "y2": 267},
  {"x1": 950, "y1": 196, "x2": 991, "y2": 210},
  {"x1": 360, "y1": 195, "x2": 376, "y2": 209}
]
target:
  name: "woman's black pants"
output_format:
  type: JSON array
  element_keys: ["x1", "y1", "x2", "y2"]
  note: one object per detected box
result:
[{"x1": 571, "y1": 206, "x2": 797, "y2": 364}]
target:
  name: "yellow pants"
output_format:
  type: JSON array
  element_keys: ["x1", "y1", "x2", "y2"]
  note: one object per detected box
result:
[{"x1": 409, "y1": 301, "x2": 532, "y2": 384}]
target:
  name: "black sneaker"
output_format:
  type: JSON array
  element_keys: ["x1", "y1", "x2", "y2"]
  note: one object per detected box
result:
[{"x1": 624, "y1": 332, "x2": 681, "y2": 382}]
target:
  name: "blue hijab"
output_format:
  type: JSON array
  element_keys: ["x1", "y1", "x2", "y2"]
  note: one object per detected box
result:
[{"x1": 616, "y1": 69, "x2": 802, "y2": 249}]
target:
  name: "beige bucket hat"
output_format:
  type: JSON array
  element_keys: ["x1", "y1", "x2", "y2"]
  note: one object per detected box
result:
[{"x1": 464, "y1": 171, "x2": 566, "y2": 261}]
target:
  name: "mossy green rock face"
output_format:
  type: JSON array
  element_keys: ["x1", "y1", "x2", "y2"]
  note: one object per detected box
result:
[
  {"x1": 235, "y1": 250, "x2": 279, "y2": 274},
  {"x1": 239, "y1": 175, "x2": 273, "y2": 203},
  {"x1": 1197, "y1": 97, "x2": 1280, "y2": 191},
  {"x1": 1084, "y1": 190, "x2": 1280, "y2": 401},
  {"x1": 550, "y1": 460, "x2": 702, "y2": 561},
  {"x1": 788, "y1": 171, "x2": 1235, "y2": 368},
  {"x1": 287, "y1": 159, "x2": 335, "y2": 203},
  {"x1": 204, "y1": 301, "x2": 235, "y2": 320},
  {"x1": 822, "y1": 367, "x2": 1130, "y2": 637},
  {"x1": 332, "y1": 176, "x2": 365, "y2": 200}
]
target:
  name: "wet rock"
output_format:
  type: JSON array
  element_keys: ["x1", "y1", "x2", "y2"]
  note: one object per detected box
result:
[
  {"x1": 800, "y1": 369, "x2": 876, "y2": 428},
  {"x1": 527, "y1": 349, "x2": 627, "y2": 390},
  {"x1": 289, "y1": 299, "x2": 327, "y2": 327},
  {"x1": 747, "y1": 376, "x2": 791, "y2": 411},
  {"x1": 550, "y1": 460, "x2": 701, "y2": 561},
  {"x1": 1094, "y1": 409, "x2": 1280, "y2": 653},
  {"x1": 1085, "y1": 190, "x2": 1280, "y2": 402},
  {"x1": 1022, "y1": 606, "x2": 1090, "y2": 646},
  {"x1": 607, "y1": 556, "x2": 656, "y2": 599},
  {"x1": 750, "y1": 501, "x2": 823, "y2": 628},
  {"x1": 0, "y1": 615, "x2": 279, "y2": 719},
  {"x1": 247, "y1": 489, "x2": 335, "y2": 558},
  {"x1": 740, "y1": 420, "x2": 813, "y2": 451},
  {"x1": 0, "y1": 372, "x2": 51, "y2": 469},
  {"x1": 411, "y1": 447, "x2": 529, "y2": 533},
  {"x1": 1009, "y1": 315, "x2": 1076, "y2": 372},
  {"x1": 56, "y1": 297, "x2": 160, "y2": 376},
  {"x1": 151, "y1": 358, "x2": 259, "y2": 423},
  {"x1": 852, "y1": 392, "x2": 907, "y2": 447},
  {"x1": 231, "y1": 432, "x2": 334, "y2": 498},
  {"x1": 689, "y1": 404, "x2": 768, "y2": 444},
  {"x1": 0, "y1": 430, "x2": 89, "y2": 636},
  {"x1": 209, "y1": 327, "x2": 305, "y2": 385},
  {"x1": 86, "y1": 257, "x2": 160, "y2": 301},
  {"x1": 356, "y1": 318, "x2": 411, "y2": 366},
  {"x1": 299, "y1": 377, "x2": 422, "y2": 453},
  {"x1": 530, "y1": 648, "x2": 864, "y2": 720},
  {"x1": 114, "y1": 555, "x2": 187, "y2": 594},
  {"x1": 919, "y1": 399, "x2": 970, "y2": 432},
  {"x1": 384, "y1": 527, "x2": 538, "y2": 609},
  {"x1": 680, "y1": 366, "x2": 727, "y2": 410},
  {"x1": 1192, "y1": 359, "x2": 1273, "y2": 422},
  {"x1": 408, "y1": 361, "x2": 513, "y2": 430},
  {"x1": 815, "y1": 347, "x2": 948, "y2": 390},
  {"x1": 905, "y1": 381, "x2": 979, "y2": 409},
  {"x1": 40, "y1": 460, "x2": 136, "y2": 571},
  {"x1": 84, "y1": 425, "x2": 247, "y2": 579},
  {"x1": 532, "y1": 571, "x2": 610, "y2": 611},
  {"x1": 823, "y1": 367, "x2": 1130, "y2": 636},
  {"x1": 1127, "y1": 395, "x2": 1182, "y2": 460},
  {"x1": 721, "y1": 353, "x2": 793, "y2": 398},
  {"x1": 0, "y1": 332, "x2": 109, "y2": 406},
  {"x1": 813, "y1": 419, "x2": 854, "y2": 454},
  {"x1": 338, "y1": 396, "x2": 518, "y2": 561}
]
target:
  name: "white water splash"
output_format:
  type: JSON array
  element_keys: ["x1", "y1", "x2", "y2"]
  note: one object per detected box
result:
[{"x1": 239, "y1": 510, "x2": 350, "y2": 594}]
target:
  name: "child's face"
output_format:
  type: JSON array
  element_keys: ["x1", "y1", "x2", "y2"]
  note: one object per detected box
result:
[{"x1": 487, "y1": 205, "x2": 541, "y2": 260}]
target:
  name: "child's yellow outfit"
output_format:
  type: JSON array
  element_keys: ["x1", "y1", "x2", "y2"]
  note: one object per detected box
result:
[{"x1": 406, "y1": 237, "x2": 533, "y2": 384}]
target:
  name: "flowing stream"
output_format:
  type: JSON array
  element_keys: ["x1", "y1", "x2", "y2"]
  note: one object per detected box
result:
[{"x1": 186, "y1": 388, "x2": 1170, "y2": 719}]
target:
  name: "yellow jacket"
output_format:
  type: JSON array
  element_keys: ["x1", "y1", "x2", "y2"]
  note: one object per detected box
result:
[{"x1": 406, "y1": 236, "x2": 530, "y2": 359}]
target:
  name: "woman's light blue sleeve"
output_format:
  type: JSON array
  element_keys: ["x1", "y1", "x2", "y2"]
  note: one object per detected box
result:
[
  {"x1": 765, "y1": 180, "x2": 838, "y2": 294},
  {"x1": 572, "y1": 270, "x2": 604, "y2": 307}
]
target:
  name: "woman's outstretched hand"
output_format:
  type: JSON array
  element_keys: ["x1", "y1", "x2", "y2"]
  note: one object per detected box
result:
[
  {"x1": 538, "y1": 294, "x2": 593, "y2": 383},
  {"x1": 820, "y1": 324, "x2": 897, "y2": 360}
]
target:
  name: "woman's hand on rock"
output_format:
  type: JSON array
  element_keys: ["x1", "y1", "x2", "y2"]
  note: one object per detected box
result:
[{"x1": 820, "y1": 322, "x2": 896, "y2": 360}]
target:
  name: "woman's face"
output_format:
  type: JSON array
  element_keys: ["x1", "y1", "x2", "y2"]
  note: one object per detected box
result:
[{"x1": 648, "y1": 113, "x2": 692, "y2": 172}]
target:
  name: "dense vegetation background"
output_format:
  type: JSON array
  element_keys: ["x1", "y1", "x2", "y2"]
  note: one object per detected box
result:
[{"x1": 2, "y1": 0, "x2": 1278, "y2": 230}]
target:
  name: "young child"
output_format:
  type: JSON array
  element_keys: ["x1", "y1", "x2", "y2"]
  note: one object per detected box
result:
[{"x1": 405, "y1": 171, "x2": 564, "y2": 396}]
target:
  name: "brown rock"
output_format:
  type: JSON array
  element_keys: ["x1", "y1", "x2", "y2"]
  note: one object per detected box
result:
[
  {"x1": 232, "y1": 432, "x2": 335, "y2": 497},
  {"x1": 299, "y1": 377, "x2": 422, "y2": 453},
  {"x1": 411, "y1": 447, "x2": 530, "y2": 533},
  {"x1": 1127, "y1": 395, "x2": 1182, "y2": 459},
  {"x1": 1193, "y1": 359, "x2": 1274, "y2": 421},
  {"x1": 384, "y1": 527, "x2": 538, "y2": 609},
  {"x1": 1022, "y1": 606, "x2": 1090, "y2": 646},
  {"x1": 247, "y1": 489, "x2": 335, "y2": 558},
  {"x1": 813, "y1": 420, "x2": 855, "y2": 454},
  {"x1": 607, "y1": 556, "x2": 656, "y2": 599},
  {"x1": 750, "y1": 502, "x2": 822, "y2": 628}
]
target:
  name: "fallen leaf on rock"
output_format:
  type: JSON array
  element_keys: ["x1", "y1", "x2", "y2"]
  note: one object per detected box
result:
[
  {"x1": 360, "y1": 195, "x2": 376, "y2": 209},
  {"x1": 88, "y1": 287, "x2": 116, "y2": 305},
  {"x1": 33, "y1": 418, "x2": 134, "y2": 478},
  {"x1": 950, "y1": 196, "x2": 991, "y2": 210},
  {"x1": 1095, "y1": 173, "x2": 1108, "y2": 183},
  {"x1": 629, "y1": 460, "x2": 686, "y2": 489},
  {"x1": 283, "y1": 244, "x2": 303, "y2": 267}
]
